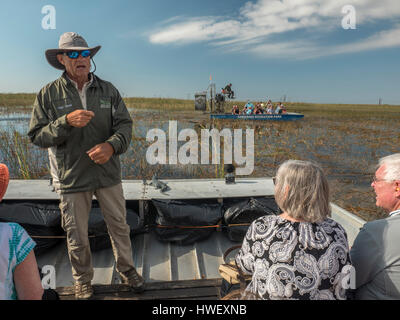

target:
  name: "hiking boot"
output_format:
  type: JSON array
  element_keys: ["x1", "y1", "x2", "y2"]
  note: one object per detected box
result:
[
  {"x1": 74, "y1": 282, "x2": 94, "y2": 300},
  {"x1": 120, "y1": 268, "x2": 145, "y2": 293}
]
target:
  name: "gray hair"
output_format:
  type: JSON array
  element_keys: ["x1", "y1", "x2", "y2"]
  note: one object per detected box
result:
[
  {"x1": 274, "y1": 160, "x2": 331, "y2": 223},
  {"x1": 378, "y1": 153, "x2": 400, "y2": 181}
]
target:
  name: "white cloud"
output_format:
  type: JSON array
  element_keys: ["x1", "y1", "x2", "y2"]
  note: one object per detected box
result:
[
  {"x1": 248, "y1": 24, "x2": 400, "y2": 60},
  {"x1": 328, "y1": 25, "x2": 400, "y2": 55},
  {"x1": 147, "y1": 0, "x2": 400, "y2": 59},
  {"x1": 148, "y1": 16, "x2": 242, "y2": 44}
]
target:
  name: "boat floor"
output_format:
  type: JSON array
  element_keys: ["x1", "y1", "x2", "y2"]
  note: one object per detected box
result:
[
  {"x1": 56, "y1": 278, "x2": 223, "y2": 300},
  {"x1": 35, "y1": 226, "x2": 237, "y2": 300}
]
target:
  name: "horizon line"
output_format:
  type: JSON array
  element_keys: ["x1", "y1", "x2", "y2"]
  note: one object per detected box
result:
[{"x1": 0, "y1": 92, "x2": 398, "y2": 107}]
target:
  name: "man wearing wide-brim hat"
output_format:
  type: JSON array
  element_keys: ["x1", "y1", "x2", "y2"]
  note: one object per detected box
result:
[{"x1": 28, "y1": 32, "x2": 145, "y2": 299}]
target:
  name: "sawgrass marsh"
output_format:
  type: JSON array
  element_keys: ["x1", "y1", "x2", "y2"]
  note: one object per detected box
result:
[{"x1": 1, "y1": 93, "x2": 400, "y2": 221}]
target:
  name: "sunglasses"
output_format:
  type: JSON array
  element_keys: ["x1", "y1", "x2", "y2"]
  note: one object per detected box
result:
[{"x1": 64, "y1": 50, "x2": 91, "y2": 59}]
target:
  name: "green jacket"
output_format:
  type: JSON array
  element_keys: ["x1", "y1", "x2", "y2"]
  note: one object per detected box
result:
[{"x1": 28, "y1": 72, "x2": 132, "y2": 194}]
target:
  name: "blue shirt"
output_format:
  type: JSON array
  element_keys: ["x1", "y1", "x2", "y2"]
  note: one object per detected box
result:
[{"x1": 0, "y1": 223, "x2": 36, "y2": 300}]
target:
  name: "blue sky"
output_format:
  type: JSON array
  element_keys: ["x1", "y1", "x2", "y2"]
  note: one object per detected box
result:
[{"x1": 0, "y1": 0, "x2": 399, "y2": 104}]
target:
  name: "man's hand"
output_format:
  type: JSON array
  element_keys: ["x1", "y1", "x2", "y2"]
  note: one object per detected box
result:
[
  {"x1": 66, "y1": 110, "x2": 95, "y2": 128},
  {"x1": 87, "y1": 142, "x2": 114, "y2": 165}
]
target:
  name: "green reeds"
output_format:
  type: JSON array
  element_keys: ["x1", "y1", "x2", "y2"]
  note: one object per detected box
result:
[
  {"x1": 2, "y1": 95, "x2": 400, "y2": 221},
  {"x1": 0, "y1": 93, "x2": 36, "y2": 107},
  {"x1": 0, "y1": 129, "x2": 47, "y2": 179},
  {"x1": 13, "y1": 131, "x2": 31, "y2": 179}
]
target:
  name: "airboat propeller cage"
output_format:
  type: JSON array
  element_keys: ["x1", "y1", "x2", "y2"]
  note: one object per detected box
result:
[{"x1": 195, "y1": 91, "x2": 207, "y2": 111}]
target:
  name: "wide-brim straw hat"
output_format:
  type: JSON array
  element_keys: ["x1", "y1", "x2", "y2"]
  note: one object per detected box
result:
[
  {"x1": 45, "y1": 32, "x2": 101, "y2": 70},
  {"x1": 0, "y1": 164, "x2": 9, "y2": 201}
]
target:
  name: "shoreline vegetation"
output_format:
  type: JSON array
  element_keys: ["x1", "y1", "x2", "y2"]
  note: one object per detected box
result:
[
  {"x1": 1, "y1": 93, "x2": 400, "y2": 221},
  {"x1": 1, "y1": 93, "x2": 400, "y2": 114}
]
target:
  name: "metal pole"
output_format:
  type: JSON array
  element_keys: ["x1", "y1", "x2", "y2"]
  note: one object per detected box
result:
[{"x1": 210, "y1": 85, "x2": 213, "y2": 112}]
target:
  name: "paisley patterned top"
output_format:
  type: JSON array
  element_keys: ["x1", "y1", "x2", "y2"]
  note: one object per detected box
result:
[{"x1": 235, "y1": 215, "x2": 351, "y2": 300}]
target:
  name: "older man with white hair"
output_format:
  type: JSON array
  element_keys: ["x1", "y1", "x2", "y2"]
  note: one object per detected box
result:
[
  {"x1": 28, "y1": 32, "x2": 144, "y2": 299},
  {"x1": 350, "y1": 153, "x2": 400, "y2": 299}
]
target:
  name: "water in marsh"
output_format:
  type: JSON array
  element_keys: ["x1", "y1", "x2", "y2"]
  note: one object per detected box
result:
[{"x1": 0, "y1": 106, "x2": 396, "y2": 222}]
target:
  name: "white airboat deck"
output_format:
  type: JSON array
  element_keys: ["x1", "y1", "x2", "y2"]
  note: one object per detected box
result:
[{"x1": 3, "y1": 178, "x2": 366, "y2": 300}]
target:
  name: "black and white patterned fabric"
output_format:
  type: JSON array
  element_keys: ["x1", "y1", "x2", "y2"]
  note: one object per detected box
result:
[{"x1": 235, "y1": 215, "x2": 352, "y2": 300}]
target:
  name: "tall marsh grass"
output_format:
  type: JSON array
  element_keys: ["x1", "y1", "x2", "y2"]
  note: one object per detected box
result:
[
  {"x1": 0, "y1": 128, "x2": 48, "y2": 179},
  {"x1": 1, "y1": 93, "x2": 400, "y2": 221},
  {"x1": 0, "y1": 93, "x2": 36, "y2": 107}
]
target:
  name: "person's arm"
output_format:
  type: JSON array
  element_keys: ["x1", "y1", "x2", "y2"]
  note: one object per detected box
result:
[
  {"x1": 28, "y1": 92, "x2": 73, "y2": 148},
  {"x1": 350, "y1": 223, "x2": 384, "y2": 289},
  {"x1": 235, "y1": 222, "x2": 256, "y2": 275},
  {"x1": 9, "y1": 223, "x2": 43, "y2": 300},
  {"x1": 13, "y1": 251, "x2": 44, "y2": 300}
]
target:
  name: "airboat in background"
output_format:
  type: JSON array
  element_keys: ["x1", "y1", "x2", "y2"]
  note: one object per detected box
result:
[
  {"x1": 210, "y1": 113, "x2": 304, "y2": 121},
  {"x1": 194, "y1": 82, "x2": 304, "y2": 121}
]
